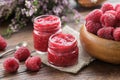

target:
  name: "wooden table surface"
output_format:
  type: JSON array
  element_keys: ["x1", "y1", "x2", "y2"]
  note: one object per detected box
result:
[{"x1": 0, "y1": 0, "x2": 120, "y2": 80}]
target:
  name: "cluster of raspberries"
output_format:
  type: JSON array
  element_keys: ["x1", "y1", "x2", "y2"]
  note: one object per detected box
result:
[
  {"x1": 0, "y1": 35, "x2": 41, "y2": 73},
  {"x1": 0, "y1": 34, "x2": 41, "y2": 73},
  {"x1": 3, "y1": 47, "x2": 41, "y2": 73},
  {"x1": 85, "y1": 3, "x2": 120, "y2": 41}
]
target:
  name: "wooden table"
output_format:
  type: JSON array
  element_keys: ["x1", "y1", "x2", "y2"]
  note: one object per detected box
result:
[{"x1": 0, "y1": 0, "x2": 120, "y2": 80}]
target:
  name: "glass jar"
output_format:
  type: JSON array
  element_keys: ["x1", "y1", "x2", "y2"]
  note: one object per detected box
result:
[
  {"x1": 48, "y1": 33, "x2": 79, "y2": 67},
  {"x1": 33, "y1": 15, "x2": 62, "y2": 52}
]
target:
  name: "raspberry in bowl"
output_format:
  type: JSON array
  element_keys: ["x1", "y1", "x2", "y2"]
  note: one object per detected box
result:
[
  {"x1": 33, "y1": 15, "x2": 62, "y2": 52},
  {"x1": 80, "y1": 3, "x2": 120, "y2": 64},
  {"x1": 48, "y1": 33, "x2": 79, "y2": 67}
]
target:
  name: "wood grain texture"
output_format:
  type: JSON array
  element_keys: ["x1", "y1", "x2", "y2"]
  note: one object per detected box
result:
[{"x1": 0, "y1": 0, "x2": 120, "y2": 80}]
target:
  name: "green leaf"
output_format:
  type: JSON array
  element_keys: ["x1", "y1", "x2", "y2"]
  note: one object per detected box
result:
[
  {"x1": 33, "y1": 0, "x2": 38, "y2": 6},
  {"x1": 2, "y1": 28, "x2": 13, "y2": 38}
]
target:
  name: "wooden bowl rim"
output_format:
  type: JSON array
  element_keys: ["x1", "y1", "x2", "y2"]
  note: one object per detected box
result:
[{"x1": 81, "y1": 25, "x2": 120, "y2": 44}]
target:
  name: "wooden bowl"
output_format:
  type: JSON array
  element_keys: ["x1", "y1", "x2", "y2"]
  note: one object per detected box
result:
[
  {"x1": 77, "y1": 0, "x2": 106, "y2": 7},
  {"x1": 80, "y1": 25, "x2": 120, "y2": 64}
]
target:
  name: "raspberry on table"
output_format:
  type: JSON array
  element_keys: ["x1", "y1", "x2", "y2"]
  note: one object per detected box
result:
[
  {"x1": 97, "y1": 27, "x2": 114, "y2": 40},
  {"x1": 0, "y1": 35, "x2": 7, "y2": 50},
  {"x1": 85, "y1": 9, "x2": 103, "y2": 22},
  {"x1": 3, "y1": 57, "x2": 19, "y2": 73},
  {"x1": 25, "y1": 56, "x2": 41, "y2": 72},
  {"x1": 115, "y1": 4, "x2": 120, "y2": 12},
  {"x1": 113, "y1": 27, "x2": 120, "y2": 41},
  {"x1": 14, "y1": 47, "x2": 31, "y2": 62},
  {"x1": 85, "y1": 21, "x2": 102, "y2": 34},
  {"x1": 100, "y1": 11, "x2": 116, "y2": 27},
  {"x1": 101, "y1": 3, "x2": 114, "y2": 13}
]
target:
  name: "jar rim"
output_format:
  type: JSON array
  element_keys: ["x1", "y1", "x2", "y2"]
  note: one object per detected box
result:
[
  {"x1": 34, "y1": 15, "x2": 61, "y2": 31},
  {"x1": 34, "y1": 15, "x2": 61, "y2": 26},
  {"x1": 49, "y1": 33, "x2": 77, "y2": 47}
]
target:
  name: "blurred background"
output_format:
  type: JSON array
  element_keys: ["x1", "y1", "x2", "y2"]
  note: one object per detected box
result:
[{"x1": 0, "y1": 0, "x2": 118, "y2": 36}]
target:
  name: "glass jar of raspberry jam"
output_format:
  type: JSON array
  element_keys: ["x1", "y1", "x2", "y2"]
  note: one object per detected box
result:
[
  {"x1": 33, "y1": 15, "x2": 62, "y2": 52},
  {"x1": 48, "y1": 33, "x2": 79, "y2": 67}
]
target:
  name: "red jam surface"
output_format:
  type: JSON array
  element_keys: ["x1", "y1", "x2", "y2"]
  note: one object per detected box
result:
[
  {"x1": 33, "y1": 15, "x2": 61, "y2": 52},
  {"x1": 48, "y1": 33, "x2": 79, "y2": 67}
]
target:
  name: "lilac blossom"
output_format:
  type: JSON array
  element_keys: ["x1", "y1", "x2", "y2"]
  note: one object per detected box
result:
[{"x1": 2, "y1": 0, "x2": 81, "y2": 36}]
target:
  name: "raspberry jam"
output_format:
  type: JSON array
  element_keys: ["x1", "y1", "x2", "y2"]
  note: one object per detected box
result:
[
  {"x1": 48, "y1": 33, "x2": 79, "y2": 67},
  {"x1": 33, "y1": 15, "x2": 62, "y2": 52}
]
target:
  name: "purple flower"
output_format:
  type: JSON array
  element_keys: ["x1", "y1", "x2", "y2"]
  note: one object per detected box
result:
[{"x1": 4, "y1": 0, "x2": 81, "y2": 36}]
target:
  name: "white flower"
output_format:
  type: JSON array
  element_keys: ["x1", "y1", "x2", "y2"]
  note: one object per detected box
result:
[
  {"x1": 91, "y1": 0, "x2": 98, "y2": 3},
  {"x1": 21, "y1": 8, "x2": 26, "y2": 15},
  {"x1": 28, "y1": 8, "x2": 35, "y2": 16},
  {"x1": 25, "y1": 1, "x2": 31, "y2": 8}
]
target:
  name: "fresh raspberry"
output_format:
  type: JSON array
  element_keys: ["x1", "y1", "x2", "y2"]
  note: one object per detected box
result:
[
  {"x1": 115, "y1": 4, "x2": 120, "y2": 12},
  {"x1": 101, "y1": 3, "x2": 114, "y2": 13},
  {"x1": 97, "y1": 27, "x2": 114, "y2": 40},
  {"x1": 116, "y1": 12, "x2": 120, "y2": 20},
  {"x1": 85, "y1": 9, "x2": 103, "y2": 22},
  {"x1": 85, "y1": 21, "x2": 102, "y2": 34},
  {"x1": 0, "y1": 35, "x2": 7, "y2": 50},
  {"x1": 113, "y1": 27, "x2": 120, "y2": 41},
  {"x1": 100, "y1": 11, "x2": 116, "y2": 27},
  {"x1": 105, "y1": 10, "x2": 117, "y2": 15},
  {"x1": 25, "y1": 56, "x2": 41, "y2": 72},
  {"x1": 115, "y1": 20, "x2": 120, "y2": 27},
  {"x1": 14, "y1": 47, "x2": 30, "y2": 62},
  {"x1": 3, "y1": 57, "x2": 19, "y2": 73}
]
